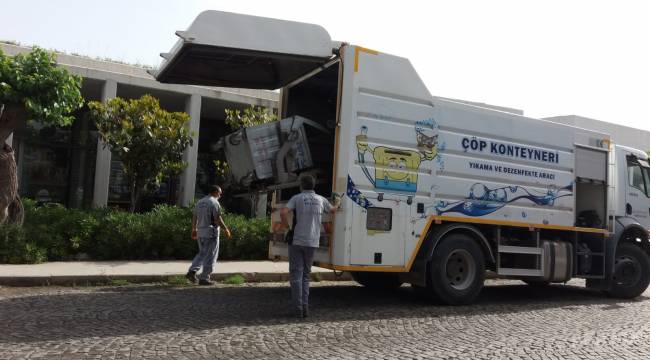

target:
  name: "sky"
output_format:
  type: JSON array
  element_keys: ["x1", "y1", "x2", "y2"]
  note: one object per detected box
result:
[{"x1": 1, "y1": 0, "x2": 649, "y2": 130}]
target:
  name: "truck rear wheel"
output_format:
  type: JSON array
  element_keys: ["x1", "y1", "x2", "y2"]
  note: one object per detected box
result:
[
  {"x1": 351, "y1": 272, "x2": 403, "y2": 291},
  {"x1": 607, "y1": 243, "x2": 650, "y2": 299},
  {"x1": 429, "y1": 234, "x2": 485, "y2": 305}
]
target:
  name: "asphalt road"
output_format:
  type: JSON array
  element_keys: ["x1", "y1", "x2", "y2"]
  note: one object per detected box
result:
[{"x1": 1, "y1": 279, "x2": 649, "y2": 359}]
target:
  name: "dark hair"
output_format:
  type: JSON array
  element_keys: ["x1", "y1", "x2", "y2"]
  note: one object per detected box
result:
[
  {"x1": 209, "y1": 185, "x2": 222, "y2": 194},
  {"x1": 300, "y1": 175, "x2": 315, "y2": 191}
]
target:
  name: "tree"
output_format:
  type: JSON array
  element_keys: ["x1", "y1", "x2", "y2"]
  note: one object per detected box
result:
[
  {"x1": 224, "y1": 105, "x2": 277, "y2": 130},
  {"x1": 89, "y1": 95, "x2": 192, "y2": 212},
  {"x1": 0, "y1": 47, "x2": 83, "y2": 224}
]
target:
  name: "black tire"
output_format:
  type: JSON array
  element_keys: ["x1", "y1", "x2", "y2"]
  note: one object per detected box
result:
[
  {"x1": 429, "y1": 234, "x2": 485, "y2": 305},
  {"x1": 351, "y1": 271, "x2": 403, "y2": 291},
  {"x1": 522, "y1": 280, "x2": 551, "y2": 287},
  {"x1": 607, "y1": 243, "x2": 650, "y2": 299}
]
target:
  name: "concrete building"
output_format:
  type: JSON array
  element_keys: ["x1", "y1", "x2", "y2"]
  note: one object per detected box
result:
[
  {"x1": 1, "y1": 43, "x2": 278, "y2": 209},
  {"x1": 544, "y1": 115, "x2": 650, "y2": 152}
]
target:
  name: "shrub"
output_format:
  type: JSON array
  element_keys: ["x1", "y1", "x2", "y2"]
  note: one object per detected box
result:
[
  {"x1": 144, "y1": 204, "x2": 194, "y2": 260},
  {"x1": 221, "y1": 214, "x2": 270, "y2": 260},
  {"x1": 22, "y1": 199, "x2": 104, "y2": 260},
  {"x1": 0, "y1": 223, "x2": 46, "y2": 264},
  {"x1": 91, "y1": 210, "x2": 149, "y2": 260},
  {"x1": 2, "y1": 199, "x2": 271, "y2": 263}
]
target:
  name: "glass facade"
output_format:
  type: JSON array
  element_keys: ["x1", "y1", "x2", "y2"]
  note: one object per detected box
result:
[
  {"x1": 107, "y1": 156, "x2": 178, "y2": 210},
  {"x1": 14, "y1": 111, "x2": 97, "y2": 208},
  {"x1": 194, "y1": 117, "x2": 229, "y2": 198},
  {"x1": 7, "y1": 73, "x2": 275, "y2": 210}
]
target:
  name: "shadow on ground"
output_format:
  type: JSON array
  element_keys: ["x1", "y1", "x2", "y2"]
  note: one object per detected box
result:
[{"x1": 0, "y1": 281, "x2": 645, "y2": 343}]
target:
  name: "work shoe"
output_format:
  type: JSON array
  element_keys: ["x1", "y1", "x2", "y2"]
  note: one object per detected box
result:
[
  {"x1": 302, "y1": 306, "x2": 309, "y2": 318},
  {"x1": 185, "y1": 271, "x2": 197, "y2": 284},
  {"x1": 198, "y1": 279, "x2": 214, "y2": 286}
]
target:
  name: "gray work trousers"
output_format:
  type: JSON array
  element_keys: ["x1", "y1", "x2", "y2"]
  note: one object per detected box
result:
[
  {"x1": 289, "y1": 244, "x2": 316, "y2": 313},
  {"x1": 188, "y1": 236, "x2": 219, "y2": 281}
]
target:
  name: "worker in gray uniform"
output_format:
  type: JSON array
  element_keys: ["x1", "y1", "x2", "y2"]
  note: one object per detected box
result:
[
  {"x1": 281, "y1": 175, "x2": 340, "y2": 318},
  {"x1": 187, "y1": 185, "x2": 231, "y2": 285}
]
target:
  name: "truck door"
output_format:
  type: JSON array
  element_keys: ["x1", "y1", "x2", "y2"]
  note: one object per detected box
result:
[
  {"x1": 153, "y1": 10, "x2": 334, "y2": 89},
  {"x1": 340, "y1": 46, "x2": 437, "y2": 267},
  {"x1": 625, "y1": 157, "x2": 650, "y2": 230},
  {"x1": 350, "y1": 195, "x2": 406, "y2": 266}
]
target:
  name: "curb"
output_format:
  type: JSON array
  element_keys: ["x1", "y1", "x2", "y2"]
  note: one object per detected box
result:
[{"x1": 0, "y1": 271, "x2": 352, "y2": 287}]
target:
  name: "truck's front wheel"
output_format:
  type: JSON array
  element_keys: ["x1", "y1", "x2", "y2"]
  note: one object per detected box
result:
[
  {"x1": 607, "y1": 243, "x2": 650, "y2": 299},
  {"x1": 429, "y1": 234, "x2": 485, "y2": 305}
]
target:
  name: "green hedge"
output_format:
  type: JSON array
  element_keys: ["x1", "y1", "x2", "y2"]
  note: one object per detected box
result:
[{"x1": 0, "y1": 199, "x2": 270, "y2": 264}]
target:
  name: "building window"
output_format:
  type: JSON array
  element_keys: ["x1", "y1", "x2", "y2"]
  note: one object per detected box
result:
[
  {"x1": 195, "y1": 116, "x2": 229, "y2": 197},
  {"x1": 14, "y1": 111, "x2": 97, "y2": 208},
  {"x1": 107, "y1": 156, "x2": 178, "y2": 210}
]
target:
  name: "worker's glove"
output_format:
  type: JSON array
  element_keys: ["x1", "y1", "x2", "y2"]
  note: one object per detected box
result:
[{"x1": 332, "y1": 192, "x2": 342, "y2": 206}]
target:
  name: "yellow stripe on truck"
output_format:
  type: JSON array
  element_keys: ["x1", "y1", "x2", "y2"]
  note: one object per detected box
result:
[
  {"x1": 354, "y1": 46, "x2": 379, "y2": 72},
  {"x1": 430, "y1": 215, "x2": 609, "y2": 235}
]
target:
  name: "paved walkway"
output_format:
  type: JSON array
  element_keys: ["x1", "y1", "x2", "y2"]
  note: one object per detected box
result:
[
  {"x1": 0, "y1": 261, "x2": 350, "y2": 286},
  {"x1": 2, "y1": 279, "x2": 649, "y2": 359}
]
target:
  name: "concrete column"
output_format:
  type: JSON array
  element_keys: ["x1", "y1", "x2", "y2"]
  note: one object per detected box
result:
[
  {"x1": 92, "y1": 79, "x2": 117, "y2": 208},
  {"x1": 255, "y1": 192, "x2": 268, "y2": 218},
  {"x1": 178, "y1": 94, "x2": 202, "y2": 207}
]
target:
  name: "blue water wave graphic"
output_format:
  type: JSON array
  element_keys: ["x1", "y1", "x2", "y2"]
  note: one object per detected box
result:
[
  {"x1": 435, "y1": 183, "x2": 573, "y2": 217},
  {"x1": 347, "y1": 175, "x2": 373, "y2": 209}
]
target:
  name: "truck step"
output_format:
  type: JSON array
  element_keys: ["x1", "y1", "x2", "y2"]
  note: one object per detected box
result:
[
  {"x1": 498, "y1": 246, "x2": 543, "y2": 255},
  {"x1": 497, "y1": 268, "x2": 544, "y2": 277}
]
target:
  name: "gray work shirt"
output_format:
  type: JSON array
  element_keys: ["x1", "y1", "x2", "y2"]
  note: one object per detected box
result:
[
  {"x1": 193, "y1": 195, "x2": 222, "y2": 238},
  {"x1": 286, "y1": 190, "x2": 333, "y2": 248}
]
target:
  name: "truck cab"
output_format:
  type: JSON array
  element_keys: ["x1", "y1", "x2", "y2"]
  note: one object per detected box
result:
[{"x1": 612, "y1": 145, "x2": 650, "y2": 230}]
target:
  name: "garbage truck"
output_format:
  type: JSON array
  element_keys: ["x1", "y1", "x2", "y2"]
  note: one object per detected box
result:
[{"x1": 152, "y1": 10, "x2": 650, "y2": 304}]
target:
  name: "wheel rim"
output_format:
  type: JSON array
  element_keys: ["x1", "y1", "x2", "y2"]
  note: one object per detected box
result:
[
  {"x1": 613, "y1": 255, "x2": 642, "y2": 287},
  {"x1": 445, "y1": 249, "x2": 476, "y2": 291}
]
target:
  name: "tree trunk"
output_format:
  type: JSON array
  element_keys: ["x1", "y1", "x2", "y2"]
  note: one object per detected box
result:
[
  {"x1": 129, "y1": 182, "x2": 137, "y2": 213},
  {"x1": 0, "y1": 104, "x2": 27, "y2": 225},
  {"x1": 8, "y1": 194, "x2": 24, "y2": 225},
  {"x1": 129, "y1": 181, "x2": 143, "y2": 213},
  {"x1": 0, "y1": 143, "x2": 19, "y2": 224}
]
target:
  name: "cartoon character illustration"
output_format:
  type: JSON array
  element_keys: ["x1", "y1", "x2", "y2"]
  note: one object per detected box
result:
[{"x1": 356, "y1": 119, "x2": 439, "y2": 193}]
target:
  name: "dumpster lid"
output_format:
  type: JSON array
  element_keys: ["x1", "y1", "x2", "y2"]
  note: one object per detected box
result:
[{"x1": 152, "y1": 10, "x2": 335, "y2": 89}]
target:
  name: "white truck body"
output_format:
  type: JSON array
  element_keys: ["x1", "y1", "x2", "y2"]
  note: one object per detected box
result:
[
  {"x1": 155, "y1": 11, "x2": 650, "y2": 303},
  {"x1": 336, "y1": 62, "x2": 610, "y2": 268}
]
